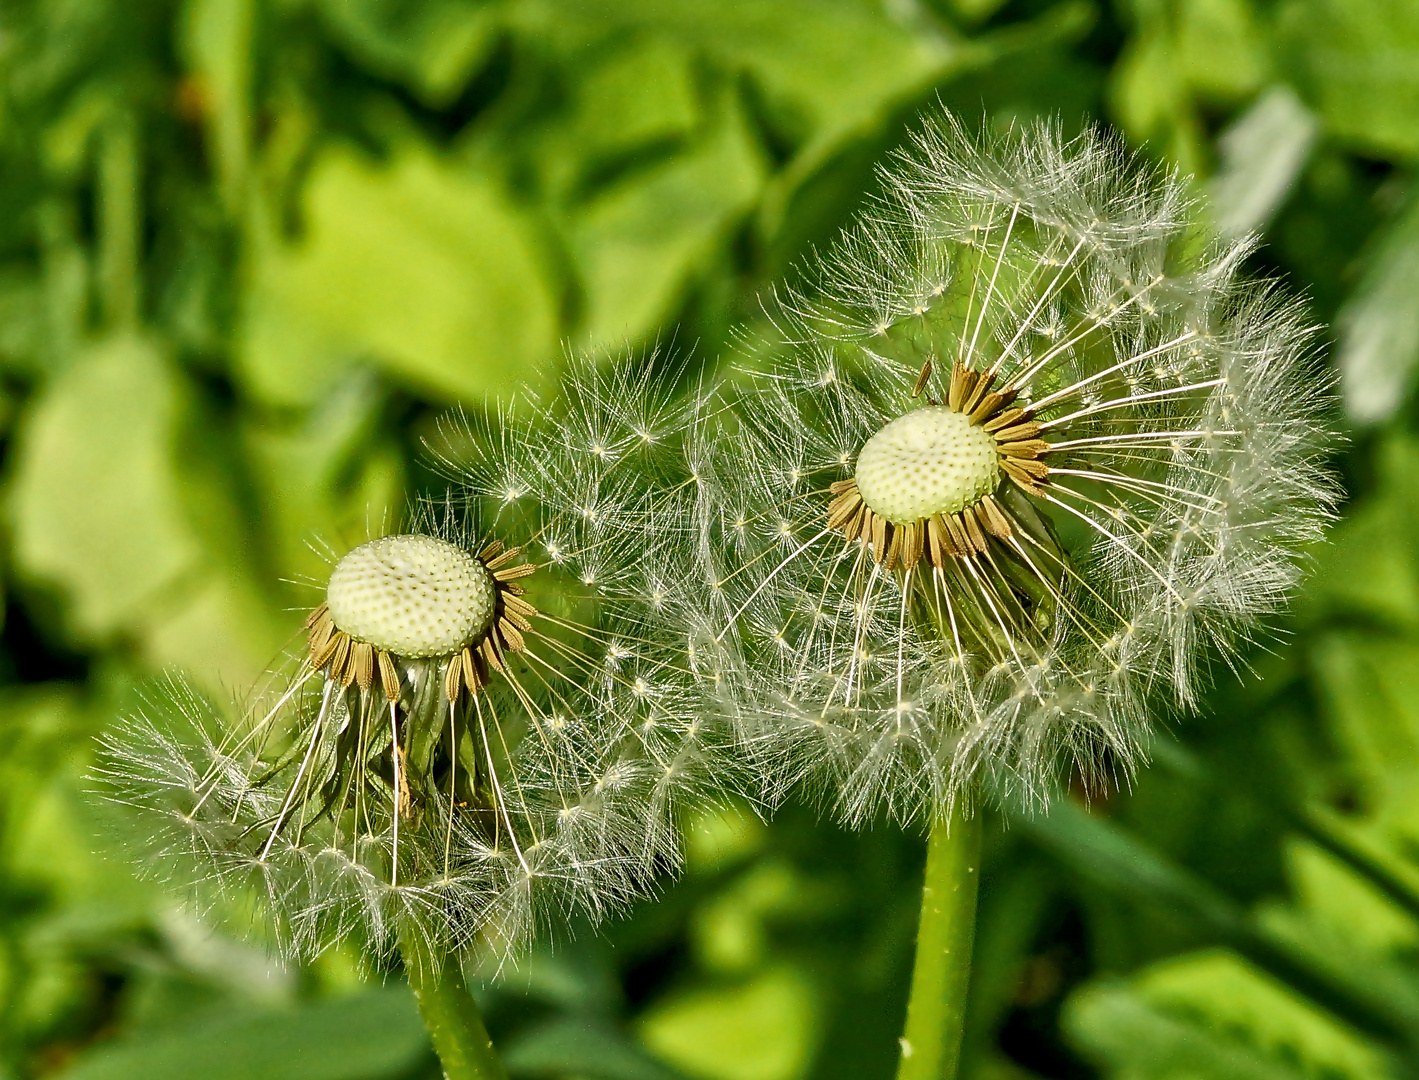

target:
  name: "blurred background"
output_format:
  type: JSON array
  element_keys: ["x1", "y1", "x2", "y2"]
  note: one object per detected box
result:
[{"x1": 1, "y1": 0, "x2": 1418, "y2": 1077}]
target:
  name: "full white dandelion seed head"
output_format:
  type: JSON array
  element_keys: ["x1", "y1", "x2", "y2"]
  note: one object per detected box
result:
[
  {"x1": 693, "y1": 111, "x2": 1339, "y2": 823},
  {"x1": 326, "y1": 534, "x2": 496, "y2": 658},
  {"x1": 855, "y1": 407, "x2": 1000, "y2": 522}
]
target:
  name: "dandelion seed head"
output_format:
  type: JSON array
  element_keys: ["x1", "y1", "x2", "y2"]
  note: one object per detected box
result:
[
  {"x1": 696, "y1": 112, "x2": 1339, "y2": 821},
  {"x1": 100, "y1": 346, "x2": 736, "y2": 963}
]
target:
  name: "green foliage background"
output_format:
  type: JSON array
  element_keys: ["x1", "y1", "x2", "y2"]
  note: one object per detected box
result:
[{"x1": 1, "y1": 0, "x2": 1418, "y2": 1078}]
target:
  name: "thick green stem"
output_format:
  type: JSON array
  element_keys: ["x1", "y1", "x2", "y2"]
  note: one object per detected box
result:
[
  {"x1": 897, "y1": 805, "x2": 982, "y2": 1080},
  {"x1": 400, "y1": 932, "x2": 508, "y2": 1080}
]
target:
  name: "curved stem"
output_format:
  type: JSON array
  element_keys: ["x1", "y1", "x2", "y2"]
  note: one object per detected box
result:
[
  {"x1": 897, "y1": 805, "x2": 982, "y2": 1080},
  {"x1": 400, "y1": 931, "x2": 508, "y2": 1080}
]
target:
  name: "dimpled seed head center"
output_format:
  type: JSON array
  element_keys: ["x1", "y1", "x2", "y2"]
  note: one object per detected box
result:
[
  {"x1": 326, "y1": 535, "x2": 497, "y2": 658},
  {"x1": 854, "y1": 407, "x2": 1001, "y2": 524}
]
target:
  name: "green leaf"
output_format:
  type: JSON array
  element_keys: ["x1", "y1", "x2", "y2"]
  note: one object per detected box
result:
[
  {"x1": 5, "y1": 334, "x2": 281, "y2": 686},
  {"x1": 317, "y1": 0, "x2": 503, "y2": 107},
  {"x1": 571, "y1": 37, "x2": 701, "y2": 168},
  {"x1": 1308, "y1": 631, "x2": 1419, "y2": 810},
  {"x1": 1279, "y1": 0, "x2": 1419, "y2": 159},
  {"x1": 1207, "y1": 86, "x2": 1317, "y2": 239},
  {"x1": 1065, "y1": 951, "x2": 1391, "y2": 1080},
  {"x1": 7, "y1": 336, "x2": 203, "y2": 637},
  {"x1": 636, "y1": 965, "x2": 819, "y2": 1080},
  {"x1": 502, "y1": 1018, "x2": 688, "y2": 1080},
  {"x1": 239, "y1": 370, "x2": 404, "y2": 597},
  {"x1": 1302, "y1": 435, "x2": 1419, "y2": 629},
  {"x1": 179, "y1": 0, "x2": 254, "y2": 209},
  {"x1": 1174, "y1": 0, "x2": 1268, "y2": 103},
  {"x1": 54, "y1": 988, "x2": 430, "y2": 1080},
  {"x1": 556, "y1": 0, "x2": 966, "y2": 222},
  {"x1": 1337, "y1": 196, "x2": 1419, "y2": 424},
  {"x1": 569, "y1": 87, "x2": 765, "y2": 348},
  {"x1": 239, "y1": 142, "x2": 560, "y2": 406}
]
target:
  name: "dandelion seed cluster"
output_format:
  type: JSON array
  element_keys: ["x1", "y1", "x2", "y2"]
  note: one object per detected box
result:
[
  {"x1": 698, "y1": 115, "x2": 1337, "y2": 822},
  {"x1": 98, "y1": 482, "x2": 718, "y2": 962}
]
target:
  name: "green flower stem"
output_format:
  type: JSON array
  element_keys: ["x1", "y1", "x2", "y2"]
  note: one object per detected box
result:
[
  {"x1": 897, "y1": 804, "x2": 982, "y2": 1080},
  {"x1": 400, "y1": 932, "x2": 509, "y2": 1080}
]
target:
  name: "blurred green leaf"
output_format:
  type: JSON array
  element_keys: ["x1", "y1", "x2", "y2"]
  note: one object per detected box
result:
[
  {"x1": 502, "y1": 1017, "x2": 688, "y2": 1080},
  {"x1": 1309, "y1": 631, "x2": 1419, "y2": 821},
  {"x1": 556, "y1": 0, "x2": 966, "y2": 230},
  {"x1": 571, "y1": 37, "x2": 701, "y2": 168},
  {"x1": 1279, "y1": 0, "x2": 1419, "y2": 160},
  {"x1": 1173, "y1": 0, "x2": 1268, "y2": 102},
  {"x1": 1302, "y1": 436, "x2": 1419, "y2": 630},
  {"x1": 318, "y1": 0, "x2": 503, "y2": 107},
  {"x1": 570, "y1": 86, "x2": 765, "y2": 348},
  {"x1": 1065, "y1": 951, "x2": 1391, "y2": 1080},
  {"x1": 6, "y1": 335, "x2": 281, "y2": 687},
  {"x1": 638, "y1": 965, "x2": 819, "y2": 1080},
  {"x1": 1025, "y1": 800, "x2": 1419, "y2": 1050},
  {"x1": 1110, "y1": 0, "x2": 1268, "y2": 173},
  {"x1": 53, "y1": 987, "x2": 429, "y2": 1080},
  {"x1": 179, "y1": 0, "x2": 255, "y2": 209},
  {"x1": 239, "y1": 142, "x2": 559, "y2": 406},
  {"x1": 1337, "y1": 196, "x2": 1419, "y2": 424},
  {"x1": 1207, "y1": 86, "x2": 1317, "y2": 239},
  {"x1": 240, "y1": 370, "x2": 404, "y2": 596}
]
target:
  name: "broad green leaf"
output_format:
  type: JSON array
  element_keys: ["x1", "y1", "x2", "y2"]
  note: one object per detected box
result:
[
  {"x1": 1337, "y1": 197, "x2": 1419, "y2": 424},
  {"x1": 638, "y1": 965, "x2": 819, "y2": 1080},
  {"x1": 1301, "y1": 435, "x2": 1419, "y2": 630},
  {"x1": 569, "y1": 88, "x2": 765, "y2": 348},
  {"x1": 552, "y1": 0, "x2": 965, "y2": 223},
  {"x1": 0, "y1": 686, "x2": 146, "y2": 913},
  {"x1": 1308, "y1": 632, "x2": 1419, "y2": 817},
  {"x1": 572, "y1": 37, "x2": 701, "y2": 166},
  {"x1": 239, "y1": 370, "x2": 404, "y2": 595},
  {"x1": 8, "y1": 336, "x2": 203, "y2": 637},
  {"x1": 1174, "y1": 0, "x2": 1268, "y2": 102},
  {"x1": 54, "y1": 987, "x2": 429, "y2": 1080},
  {"x1": 6, "y1": 335, "x2": 281, "y2": 687},
  {"x1": 239, "y1": 143, "x2": 559, "y2": 406},
  {"x1": 1065, "y1": 951, "x2": 1390, "y2": 1080},
  {"x1": 1109, "y1": 25, "x2": 1204, "y2": 175},
  {"x1": 683, "y1": 802, "x2": 766, "y2": 873},
  {"x1": 1279, "y1": 0, "x2": 1419, "y2": 159},
  {"x1": 1267, "y1": 839, "x2": 1417, "y2": 957},
  {"x1": 1110, "y1": 0, "x2": 1267, "y2": 173}
]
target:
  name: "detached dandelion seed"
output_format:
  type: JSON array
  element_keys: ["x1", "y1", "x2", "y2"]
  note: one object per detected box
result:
[{"x1": 701, "y1": 114, "x2": 1338, "y2": 822}]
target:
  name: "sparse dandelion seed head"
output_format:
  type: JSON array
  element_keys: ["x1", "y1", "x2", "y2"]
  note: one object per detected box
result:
[{"x1": 98, "y1": 346, "x2": 738, "y2": 965}]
